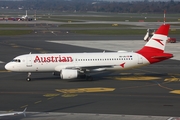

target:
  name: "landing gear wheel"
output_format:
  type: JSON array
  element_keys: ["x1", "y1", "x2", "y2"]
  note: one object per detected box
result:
[
  {"x1": 26, "y1": 77, "x2": 31, "y2": 81},
  {"x1": 27, "y1": 72, "x2": 31, "y2": 82}
]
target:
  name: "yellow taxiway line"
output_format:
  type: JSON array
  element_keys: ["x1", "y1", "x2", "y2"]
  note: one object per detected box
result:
[
  {"x1": 56, "y1": 87, "x2": 115, "y2": 94},
  {"x1": 114, "y1": 76, "x2": 161, "y2": 81},
  {"x1": 170, "y1": 90, "x2": 180, "y2": 95},
  {"x1": 0, "y1": 70, "x2": 11, "y2": 72}
]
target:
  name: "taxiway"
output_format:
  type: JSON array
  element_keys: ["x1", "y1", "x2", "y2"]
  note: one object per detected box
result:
[{"x1": 0, "y1": 34, "x2": 180, "y2": 120}]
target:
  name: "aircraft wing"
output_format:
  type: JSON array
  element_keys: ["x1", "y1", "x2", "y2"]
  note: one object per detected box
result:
[
  {"x1": 73, "y1": 65, "x2": 116, "y2": 72},
  {"x1": 0, "y1": 108, "x2": 26, "y2": 117},
  {"x1": 55, "y1": 65, "x2": 118, "y2": 72}
]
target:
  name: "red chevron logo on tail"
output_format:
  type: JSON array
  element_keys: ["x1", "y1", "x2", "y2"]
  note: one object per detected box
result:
[{"x1": 152, "y1": 38, "x2": 164, "y2": 46}]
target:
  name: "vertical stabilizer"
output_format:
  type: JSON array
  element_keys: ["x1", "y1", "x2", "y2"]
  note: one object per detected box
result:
[
  {"x1": 138, "y1": 24, "x2": 169, "y2": 53},
  {"x1": 137, "y1": 24, "x2": 173, "y2": 64}
]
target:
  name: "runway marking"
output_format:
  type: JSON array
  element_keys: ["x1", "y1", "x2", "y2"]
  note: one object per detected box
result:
[
  {"x1": 34, "y1": 100, "x2": 42, "y2": 104},
  {"x1": 20, "y1": 105, "x2": 28, "y2": 108},
  {"x1": 169, "y1": 90, "x2": 180, "y2": 94},
  {"x1": 8, "y1": 109, "x2": 14, "y2": 112},
  {"x1": 114, "y1": 76, "x2": 161, "y2": 81},
  {"x1": 43, "y1": 93, "x2": 60, "y2": 97},
  {"x1": 61, "y1": 94, "x2": 78, "y2": 97},
  {"x1": 47, "y1": 97, "x2": 54, "y2": 100},
  {"x1": 0, "y1": 70, "x2": 11, "y2": 72},
  {"x1": 164, "y1": 78, "x2": 180, "y2": 82},
  {"x1": 0, "y1": 61, "x2": 4, "y2": 63},
  {"x1": 56, "y1": 87, "x2": 115, "y2": 94}
]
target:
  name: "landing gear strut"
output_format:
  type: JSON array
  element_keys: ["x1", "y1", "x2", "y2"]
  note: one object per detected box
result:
[{"x1": 26, "y1": 72, "x2": 31, "y2": 81}]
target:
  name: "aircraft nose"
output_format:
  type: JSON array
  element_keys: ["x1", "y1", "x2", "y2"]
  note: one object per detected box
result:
[{"x1": 5, "y1": 63, "x2": 12, "y2": 71}]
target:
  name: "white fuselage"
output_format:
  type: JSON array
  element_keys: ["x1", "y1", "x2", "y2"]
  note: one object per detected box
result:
[{"x1": 5, "y1": 52, "x2": 149, "y2": 73}]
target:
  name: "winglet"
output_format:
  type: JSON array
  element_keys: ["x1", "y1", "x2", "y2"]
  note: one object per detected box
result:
[{"x1": 137, "y1": 24, "x2": 170, "y2": 53}]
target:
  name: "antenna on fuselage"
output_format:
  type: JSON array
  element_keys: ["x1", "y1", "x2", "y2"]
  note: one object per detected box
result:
[{"x1": 29, "y1": 52, "x2": 31, "y2": 54}]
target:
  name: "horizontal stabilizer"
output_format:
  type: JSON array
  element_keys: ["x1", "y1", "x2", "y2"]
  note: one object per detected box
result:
[
  {"x1": 152, "y1": 56, "x2": 172, "y2": 59},
  {"x1": 151, "y1": 53, "x2": 173, "y2": 59}
]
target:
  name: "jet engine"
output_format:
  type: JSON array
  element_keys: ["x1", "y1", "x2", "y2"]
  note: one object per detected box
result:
[{"x1": 60, "y1": 69, "x2": 78, "y2": 79}]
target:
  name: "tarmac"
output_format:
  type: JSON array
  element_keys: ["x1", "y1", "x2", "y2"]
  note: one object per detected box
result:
[{"x1": 0, "y1": 27, "x2": 180, "y2": 120}]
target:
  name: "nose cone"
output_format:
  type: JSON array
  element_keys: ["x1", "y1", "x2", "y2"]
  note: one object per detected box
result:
[{"x1": 5, "y1": 63, "x2": 12, "y2": 71}]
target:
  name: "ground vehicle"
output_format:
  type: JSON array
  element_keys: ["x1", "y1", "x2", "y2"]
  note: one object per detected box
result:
[{"x1": 167, "y1": 37, "x2": 176, "y2": 43}]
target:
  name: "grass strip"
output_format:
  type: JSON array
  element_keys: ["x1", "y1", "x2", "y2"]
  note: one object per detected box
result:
[
  {"x1": 0, "y1": 24, "x2": 29, "y2": 28},
  {"x1": 0, "y1": 30, "x2": 33, "y2": 36},
  {"x1": 60, "y1": 24, "x2": 136, "y2": 28},
  {"x1": 72, "y1": 29, "x2": 180, "y2": 35}
]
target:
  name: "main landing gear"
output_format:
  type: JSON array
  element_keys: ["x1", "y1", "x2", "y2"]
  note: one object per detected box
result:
[{"x1": 26, "y1": 72, "x2": 31, "y2": 81}]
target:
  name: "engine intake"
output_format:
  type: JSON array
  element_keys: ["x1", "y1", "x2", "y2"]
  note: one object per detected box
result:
[{"x1": 60, "y1": 69, "x2": 78, "y2": 79}]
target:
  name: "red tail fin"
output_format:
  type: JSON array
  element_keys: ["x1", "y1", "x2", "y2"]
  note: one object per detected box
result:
[{"x1": 136, "y1": 24, "x2": 173, "y2": 64}]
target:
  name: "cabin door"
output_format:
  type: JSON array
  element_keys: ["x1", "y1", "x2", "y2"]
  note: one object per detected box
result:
[{"x1": 26, "y1": 56, "x2": 32, "y2": 67}]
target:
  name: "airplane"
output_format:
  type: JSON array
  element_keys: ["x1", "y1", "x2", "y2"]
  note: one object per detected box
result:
[
  {"x1": 5, "y1": 24, "x2": 173, "y2": 81},
  {"x1": 21, "y1": 10, "x2": 33, "y2": 21},
  {"x1": 0, "y1": 108, "x2": 26, "y2": 117},
  {"x1": 2, "y1": 10, "x2": 33, "y2": 21},
  {"x1": 21, "y1": 10, "x2": 28, "y2": 20}
]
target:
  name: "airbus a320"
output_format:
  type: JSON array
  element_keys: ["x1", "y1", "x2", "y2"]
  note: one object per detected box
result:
[{"x1": 5, "y1": 24, "x2": 173, "y2": 81}]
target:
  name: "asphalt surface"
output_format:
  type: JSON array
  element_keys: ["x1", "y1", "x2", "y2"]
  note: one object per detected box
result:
[{"x1": 0, "y1": 33, "x2": 180, "y2": 120}]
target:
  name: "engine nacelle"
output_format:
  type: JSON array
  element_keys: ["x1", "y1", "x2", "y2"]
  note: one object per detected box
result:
[{"x1": 60, "y1": 69, "x2": 78, "y2": 79}]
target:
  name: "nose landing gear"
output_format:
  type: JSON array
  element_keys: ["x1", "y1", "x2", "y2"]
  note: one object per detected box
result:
[{"x1": 26, "y1": 72, "x2": 31, "y2": 81}]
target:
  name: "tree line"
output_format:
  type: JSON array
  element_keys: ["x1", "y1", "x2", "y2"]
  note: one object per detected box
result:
[{"x1": 1, "y1": 0, "x2": 180, "y2": 13}]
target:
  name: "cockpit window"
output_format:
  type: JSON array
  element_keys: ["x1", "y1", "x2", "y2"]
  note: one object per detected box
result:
[{"x1": 12, "y1": 59, "x2": 21, "y2": 62}]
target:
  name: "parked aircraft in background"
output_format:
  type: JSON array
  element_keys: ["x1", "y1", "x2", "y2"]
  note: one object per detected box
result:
[
  {"x1": 21, "y1": 10, "x2": 33, "y2": 21},
  {"x1": 0, "y1": 108, "x2": 26, "y2": 117},
  {"x1": 0, "y1": 10, "x2": 33, "y2": 21},
  {"x1": 144, "y1": 28, "x2": 176, "y2": 43},
  {"x1": 5, "y1": 24, "x2": 173, "y2": 81}
]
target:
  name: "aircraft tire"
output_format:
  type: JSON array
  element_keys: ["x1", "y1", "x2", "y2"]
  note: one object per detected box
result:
[{"x1": 26, "y1": 77, "x2": 31, "y2": 81}]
